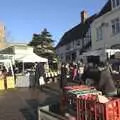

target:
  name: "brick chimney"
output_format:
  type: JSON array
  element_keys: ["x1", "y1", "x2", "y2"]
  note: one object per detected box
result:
[
  {"x1": 0, "y1": 24, "x2": 7, "y2": 49},
  {"x1": 81, "y1": 10, "x2": 88, "y2": 23}
]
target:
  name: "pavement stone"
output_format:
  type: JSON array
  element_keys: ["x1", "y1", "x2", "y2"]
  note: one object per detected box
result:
[
  {"x1": 0, "y1": 82, "x2": 61, "y2": 120},
  {"x1": 0, "y1": 81, "x2": 79, "y2": 120}
]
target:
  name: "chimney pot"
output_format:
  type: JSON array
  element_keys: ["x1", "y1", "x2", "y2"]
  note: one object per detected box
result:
[{"x1": 81, "y1": 10, "x2": 88, "y2": 23}]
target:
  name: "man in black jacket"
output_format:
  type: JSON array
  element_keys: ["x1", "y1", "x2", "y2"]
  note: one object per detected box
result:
[
  {"x1": 60, "y1": 63, "x2": 67, "y2": 91},
  {"x1": 35, "y1": 62, "x2": 45, "y2": 88},
  {"x1": 97, "y1": 65, "x2": 117, "y2": 97},
  {"x1": 81, "y1": 63, "x2": 100, "y2": 86},
  {"x1": 82, "y1": 62, "x2": 117, "y2": 97}
]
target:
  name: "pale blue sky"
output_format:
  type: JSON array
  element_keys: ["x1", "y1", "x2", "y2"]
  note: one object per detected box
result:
[{"x1": 0, "y1": 0, "x2": 107, "y2": 45}]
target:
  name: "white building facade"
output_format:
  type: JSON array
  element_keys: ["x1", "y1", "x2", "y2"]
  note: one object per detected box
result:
[
  {"x1": 56, "y1": 29, "x2": 92, "y2": 63},
  {"x1": 91, "y1": 0, "x2": 120, "y2": 50},
  {"x1": 56, "y1": 11, "x2": 96, "y2": 63}
]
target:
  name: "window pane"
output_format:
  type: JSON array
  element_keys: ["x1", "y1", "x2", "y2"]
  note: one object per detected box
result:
[
  {"x1": 116, "y1": 19, "x2": 119, "y2": 33},
  {"x1": 96, "y1": 28, "x2": 99, "y2": 40},
  {"x1": 112, "y1": 0, "x2": 116, "y2": 8},
  {"x1": 100, "y1": 27, "x2": 102, "y2": 40},
  {"x1": 111, "y1": 18, "x2": 120, "y2": 34},
  {"x1": 112, "y1": 25, "x2": 115, "y2": 34},
  {"x1": 116, "y1": 0, "x2": 120, "y2": 6},
  {"x1": 96, "y1": 27, "x2": 103, "y2": 41}
]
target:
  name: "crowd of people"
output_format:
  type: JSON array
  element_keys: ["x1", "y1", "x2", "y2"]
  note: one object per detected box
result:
[
  {"x1": 60, "y1": 60, "x2": 119, "y2": 97},
  {"x1": 60, "y1": 61, "x2": 84, "y2": 89},
  {"x1": 18, "y1": 59, "x2": 119, "y2": 97}
]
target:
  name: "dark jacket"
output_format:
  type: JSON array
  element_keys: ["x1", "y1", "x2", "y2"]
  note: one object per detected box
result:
[
  {"x1": 97, "y1": 67, "x2": 116, "y2": 95},
  {"x1": 81, "y1": 67, "x2": 101, "y2": 85},
  {"x1": 36, "y1": 63, "x2": 44, "y2": 75},
  {"x1": 35, "y1": 63, "x2": 45, "y2": 85},
  {"x1": 60, "y1": 66, "x2": 67, "y2": 89}
]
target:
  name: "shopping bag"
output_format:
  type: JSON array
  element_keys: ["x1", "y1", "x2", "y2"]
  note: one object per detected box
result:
[{"x1": 39, "y1": 76, "x2": 45, "y2": 85}]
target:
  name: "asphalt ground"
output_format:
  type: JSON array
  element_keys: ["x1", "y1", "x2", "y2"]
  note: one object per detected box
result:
[
  {"x1": 0, "y1": 79, "x2": 119, "y2": 120},
  {"x1": 0, "y1": 82, "x2": 63, "y2": 120}
]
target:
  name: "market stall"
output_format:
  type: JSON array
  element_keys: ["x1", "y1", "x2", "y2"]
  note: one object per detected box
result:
[
  {"x1": 15, "y1": 53, "x2": 48, "y2": 87},
  {"x1": 16, "y1": 53, "x2": 48, "y2": 72}
]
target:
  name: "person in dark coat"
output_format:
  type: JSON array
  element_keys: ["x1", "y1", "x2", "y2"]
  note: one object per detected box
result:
[
  {"x1": 72, "y1": 64, "x2": 78, "y2": 81},
  {"x1": 60, "y1": 63, "x2": 67, "y2": 91},
  {"x1": 82, "y1": 62, "x2": 117, "y2": 97},
  {"x1": 81, "y1": 63, "x2": 101, "y2": 85},
  {"x1": 97, "y1": 65, "x2": 117, "y2": 97},
  {"x1": 2, "y1": 66, "x2": 7, "y2": 90},
  {"x1": 35, "y1": 62, "x2": 45, "y2": 88}
]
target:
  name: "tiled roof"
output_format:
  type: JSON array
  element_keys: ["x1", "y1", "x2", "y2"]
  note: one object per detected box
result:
[
  {"x1": 56, "y1": 0, "x2": 112, "y2": 49},
  {"x1": 56, "y1": 14, "x2": 97, "y2": 48},
  {"x1": 97, "y1": 0, "x2": 111, "y2": 17}
]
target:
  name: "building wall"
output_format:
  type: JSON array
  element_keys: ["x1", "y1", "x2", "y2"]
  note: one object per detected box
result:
[
  {"x1": 56, "y1": 28, "x2": 91, "y2": 63},
  {"x1": 91, "y1": 6, "x2": 120, "y2": 50}
]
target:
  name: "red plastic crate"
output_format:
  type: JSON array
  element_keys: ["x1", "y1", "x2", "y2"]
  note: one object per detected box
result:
[
  {"x1": 63, "y1": 85, "x2": 95, "y2": 109},
  {"x1": 64, "y1": 85, "x2": 94, "y2": 92},
  {"x1": 63, "y1": 85, "x2": 95, "y2": 104},
  {"x1": 77, "y1": 97, "x2": 120, "y2": 120}
]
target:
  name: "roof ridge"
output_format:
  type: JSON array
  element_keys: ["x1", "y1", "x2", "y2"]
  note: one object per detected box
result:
[{"x1": 56, "y1": 13, "x2": 97, "y2": 48}]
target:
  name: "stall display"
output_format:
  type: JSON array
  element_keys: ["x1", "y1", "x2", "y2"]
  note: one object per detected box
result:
[
  {"x1": 0, "y1": 59, "x2": 15, "y2": 90},
  {"x1": 15, "y1": 74, "x2": 30, "y2": 87},
  {"x1": 77, "y1": 96, "x2": 120, "y2": 120},
  {"x1": 15, "y1": 54, "x2": 49, "y2": 88},
  {"x1": 62, "y1": 85, "x2": 120, "y2": 120},
  {"x1": 0, "y1": 79, "x2": 5, "y2": 90},
  {"x1": 7, "y1": 76, "x2": 15, "y2": 89}
]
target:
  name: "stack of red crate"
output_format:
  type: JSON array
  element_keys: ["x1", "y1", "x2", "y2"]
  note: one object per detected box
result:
[
  {"x1": 62, "y1": 85, "x2": 101, "y2": 118},
  {"x1": 62, "y1": 85, "x2": 120, "y2": 120},
  {"x1": 77, "y1": 95, "x2": 120, "y2": 120},
  {"x1": 63, "y1": 85, "x2": 95, "y2": 105}
]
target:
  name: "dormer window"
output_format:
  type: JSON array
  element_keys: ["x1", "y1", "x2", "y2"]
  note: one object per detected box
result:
[
  {"x1": 111, "y1": 18, "x2": 120, "y2": 35},
  {"x1": 76, "y1": 39, "x2": 80, "y2": 46},
  {"x1": 96, "y1": 26, "x2": 103, "y2": 41},
  {"x1": 112, "y1": 0, "x2": 120, "y2": 8},
  {"x1": 66, "y1": 44, "x2": 71, "y2": 50}
]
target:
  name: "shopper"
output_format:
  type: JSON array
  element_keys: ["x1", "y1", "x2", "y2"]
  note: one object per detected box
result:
[
  {"x1": 72, "y1": 64, "x2": 78, "y2": 81},
  {"x1": 81, "y1": 62, "x2": 100, "y2": 86},
  {"x1": 35, "y1": 62, "x2": 45, "y2": 89},
  {"x1": 2, "y1": 66, "x2": 7, "y2": 90},
  {"x1": 60, "y1": 63, "x2": 67, "y2": 91},
  {"x1": 77, "y1": 62, "x2": 84, "y2": 84},
  {"x1": 66, "y1": 63, "x2": 70, "y2": 82},
  {"x1": 82, "y1": 61, "x2": 117, "y2": 96},
  {"x1": 97, "y1": 63, "x2": 117, "y2": 97}
]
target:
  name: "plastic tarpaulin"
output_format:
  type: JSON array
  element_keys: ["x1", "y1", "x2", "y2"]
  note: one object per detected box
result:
[{"x1": 16, "y1": 53, "x2": 48, "y2": 63}]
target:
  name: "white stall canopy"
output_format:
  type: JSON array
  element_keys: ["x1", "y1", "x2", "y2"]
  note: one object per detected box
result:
[{"x1": 16, "y1": 53, "x2": 48, "y2": 63}]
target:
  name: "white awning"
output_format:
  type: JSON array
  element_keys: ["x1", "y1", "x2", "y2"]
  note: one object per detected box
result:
[{"x1": 16, "y1": 53, "x2": 48, "y2": 63}]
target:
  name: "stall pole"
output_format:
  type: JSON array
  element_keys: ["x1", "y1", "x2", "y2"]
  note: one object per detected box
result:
[{"x1": 22, "y1": 62, "x2": 24, "y2": 74}]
